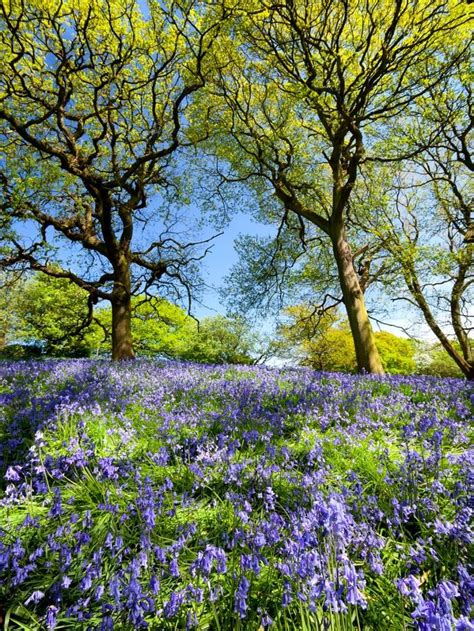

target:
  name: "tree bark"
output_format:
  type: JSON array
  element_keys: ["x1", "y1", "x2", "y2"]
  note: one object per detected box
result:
[
  {"x1": 111, "y1": 256, "x2": 135, "y2": 361},
  {"x1": 450, "y1": 245, "x2": 473, "y2": 371},
  {"x1": 111, "y1": 298, "x2": 134, "y2": 360},
  {"x1": 331, "y1": 226, "x2": 384, "y2": 375}
]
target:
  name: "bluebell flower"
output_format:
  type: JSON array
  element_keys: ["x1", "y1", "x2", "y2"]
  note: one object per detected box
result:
[
  {"x1": 100, "y1": 615, "x2": 114, "y2": 630},
  {"x1": 149, "y1": 575, "x2": 160, "y2": 595},
  {"x1": 411, "y1": 598, "x2": 453, "y2": 631},
  {"x1": 62, "y1": 576, "x2": 72, "y2": 589},
  {"x1": 163, "y1": 591, "x2": 184, "y2": 618},
  {"x1": 241, "y1": 553, "x2": 261, "y2": 576},
  {"x1": 49, "y1": 487, "x2": 63, "y2": 518},
  {"x1": 25, "y1": 590, "x2": 45, "y2": 605},
  {"x1": 109, "y1": 575, "x2": 121, "y2": 606},
  {"x1": 234, "y1": 576, "x2": 250, "y2": 618},
  {"x1": 186, "y1": 610, "x2": 198, "y2": 629},
  {"x1": 45, "y1": 605, "x2": 59, "y2": 629},
  {"x1": 261, "y1": 611, "x2": 273, "y2": 627},
  {"x1": 169, "y1": 557, "x2": 180, "y2": 578},
  {"x1": 396, "y1": 575, "x2": 423, "y2": 602},
  {"x1": 5, "y1": 466, "x2": 21, "y2": 481},
  {"x1": 12, "y1": 538, "x2": 25, "y2": 560},
  {"x1": 95, "y1": 584, "x2": 105, "y2": 600},
  {"x1": 98, "y1": 457, "x2": 118, "y2": 480}
]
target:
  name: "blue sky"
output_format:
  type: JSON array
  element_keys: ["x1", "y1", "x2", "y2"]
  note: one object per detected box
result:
[{"x1": 191, "y1": 212, "x2": 273, "y2": 318}]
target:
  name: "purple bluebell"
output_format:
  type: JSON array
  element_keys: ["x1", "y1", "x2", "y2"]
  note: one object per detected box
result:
[{"x1": 234, "y1": 576, "x2": 250, "y2": 618}]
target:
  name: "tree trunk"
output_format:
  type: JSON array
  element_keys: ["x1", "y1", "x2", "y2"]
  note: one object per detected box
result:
[
  {"x1": 111, "y1": 298, "x2": 134, "y2": 360},
  {"x1": 111, "y1": 257, "x2": 135, "y2": 361},
  {"x1": 331, "y1": 227, "x2": 384, "y2": 375},
  {"x1": 402, "y1": 266, "x2": 473, "y2": 380}
]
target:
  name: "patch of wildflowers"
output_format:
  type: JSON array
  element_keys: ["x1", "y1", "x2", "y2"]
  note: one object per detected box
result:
[{"x1": 0, "y1": 361, "x2": 471, "y2": 628}]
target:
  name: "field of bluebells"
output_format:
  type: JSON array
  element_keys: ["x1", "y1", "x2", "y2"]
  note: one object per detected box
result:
[{"x1": 0, "y1": 361, "x2": 472, "y2": 630}]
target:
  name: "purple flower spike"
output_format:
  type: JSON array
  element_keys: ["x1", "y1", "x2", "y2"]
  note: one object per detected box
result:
[
  {"x1": 45, "y1": 605, "x2": 59, "y2": 629},
  {"x1": 234, "y1": 576, "x2": 250, "y2": 618}
]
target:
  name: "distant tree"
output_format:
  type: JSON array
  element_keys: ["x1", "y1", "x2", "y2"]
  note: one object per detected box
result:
[
  {"x1": 6, "y1": 275, "x2": 259, "y2": 363},
  {"x1": 416, "y1": 341, "x2": 466, "y2": 378},
  {"x1": 0, "y1": 0, "x2": 226, "y2": 359},
  {"x1": 0, "y1": 271, "x2": 23, "y2": 349},
  {"x1": 277, "y1": 306, "x2": 350, "y2": 371},
  {"x1": 373, "y1": 332, "x2": 417, "y2": 375},
  {"x1": 122, "y1": 298, "x2": 196, "y2": 359},
  {"x1": 182, "y1": 315, "x2": 258, "y2": 365},
  {"x1": 9, "y1": 274, "x2": 104, "y2": 357},
  {"x1": 308, "y1": 328, "x2": 357, "y2": 374},
  {"x1": 93, "y1": 304, "x2": 258, "y2": 363}
]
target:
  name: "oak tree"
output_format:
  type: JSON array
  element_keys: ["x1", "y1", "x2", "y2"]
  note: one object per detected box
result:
[
  {"x1": 0, "y1": 0, "x2": 225, "y2": 359},
  {"x1": 203, "y1": 0, "x2": 470, "y2": 373}
]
